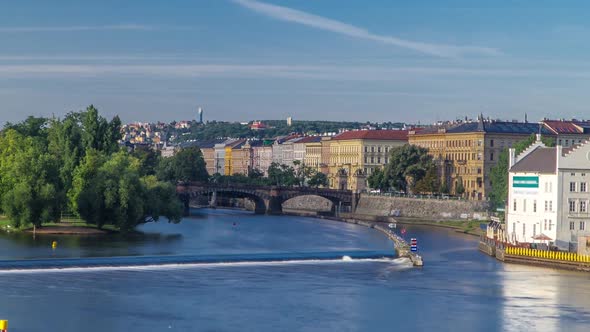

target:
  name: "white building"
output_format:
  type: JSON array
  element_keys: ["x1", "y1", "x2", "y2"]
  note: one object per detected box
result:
[
  {"x1": 507, "y1": 137, "x2": 590, "y2": 251},
  {"x1": 507, "y1": 140, "x2": 558, "y2": 245}
]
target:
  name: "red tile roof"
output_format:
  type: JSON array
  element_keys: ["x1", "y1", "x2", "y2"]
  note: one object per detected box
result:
[
  {"x1": 542, "y1": 120, "x2": 583, "y2": 134},
  {"x1": 333, "y1": 130, "x2": 411, "y2": 141},
  {"x1": 295, "y1": 136, "x2": 322, "y2": 144}
]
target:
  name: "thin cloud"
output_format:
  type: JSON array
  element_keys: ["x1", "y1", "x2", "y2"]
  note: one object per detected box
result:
[
  {"x1": 232, "y1": 0, "x2": 500, "y2": 58},
  {"x1": 0, "y1": 24, "x2": 156, "y2": 32},
  {"x1": 0, "y1": 64, "x2": 588, "y2": 80}
]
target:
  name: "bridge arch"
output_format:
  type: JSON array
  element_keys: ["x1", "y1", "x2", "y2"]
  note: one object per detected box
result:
[{"x1": 177, "y1": 183, "x2": 356, "y2": 215}]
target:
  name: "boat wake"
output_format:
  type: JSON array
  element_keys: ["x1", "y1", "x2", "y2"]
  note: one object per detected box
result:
[{"x1": 0, "y1": 250, "x2": 400, "y2": 274}]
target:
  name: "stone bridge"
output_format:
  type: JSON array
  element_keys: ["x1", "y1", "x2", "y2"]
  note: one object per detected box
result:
[{"x1": 176, "y1": 182, "x2": 359, "y2": 215}]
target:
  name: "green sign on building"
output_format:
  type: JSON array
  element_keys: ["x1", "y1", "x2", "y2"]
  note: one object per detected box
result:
[{"x1": 513, "y1": 176, "x2": 539, "y2": 188}]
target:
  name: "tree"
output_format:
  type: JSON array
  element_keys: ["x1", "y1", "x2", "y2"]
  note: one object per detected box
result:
[
  {"x1": 382, "y1": 145, "x2": 433, "y2": 193},
  {"x1": 169, "y1": 147, "x2": 208, "y2": 182},
  {"x1": 131, "y1": 146, "x2": 161, "y2": 177},
  {"x1": 0, "y1": 130, "x2": 60, "y2": 227},
  {"x1": 70, "y1": 151, "x2": 182, "y2": 232},
  {"x1": 267, "y1": 162, "x2": 297, "y2": 186},
  {"x1": 414, "y1": 165, "x2": 440, "y2": 194},
  {"x1": 308, "y1": 172, "x2": 328, "y2": 188},
  {"x1": 455, "y1": 176, "x2": 465, "y2": 197},
  {"x1": 489, "y1": 134, "x2": 554, "y2": 208},
  {"x1": 367, "y1": 167, "x2": 386, "y2": 191}
]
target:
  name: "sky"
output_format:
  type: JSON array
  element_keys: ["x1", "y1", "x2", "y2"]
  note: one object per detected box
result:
[{"x1": 2, "y1": 0, "x2": 590, "y2": 124}]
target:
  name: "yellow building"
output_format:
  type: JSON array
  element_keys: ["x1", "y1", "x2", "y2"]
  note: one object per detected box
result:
[
  {"x1": 223, "y1": 139, "x2": 253, "y2": 176},
  {"x1": 303, "y1": 137, "x2": 323, "y2": 171},
  {"x1": 327, "y1": 130, "x2": 410, "y2": 190},
  {"x1": 409, "y1": 117, "x2": 554, "y2": 200}
]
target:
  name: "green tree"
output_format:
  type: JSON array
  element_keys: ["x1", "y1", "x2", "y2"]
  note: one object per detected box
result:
[
  {"x1": 382, "y1": 145, "x2": 433, "y2": 193},
  {"x1": 70, "y1": 151, "x2": 182, "y2": 232},
  {"x1": 0, "y1": 130, "x2": 60, "y2": 227},
  {"x1": 131, "y1": 147, "x2": 161, "y2": 177},
  {"x1": 414, "y1": 165, "x2": 440, "y2": 194},
  {"x1": 267, "y1": 162, "x2": 297, "y2": 186},
  {"x1": 169, "y1": 147, "x2": 208, "y2": 182},
  {"x1": 455, "y1": 176, "x2": 465, "y2": 197},
  {"x1": 308, "y1": 171, "x2": 328, "y2": 188},
  {"x1": 489, "y1": 134, "x2": 554, "y2": 208},
  {"x1": 367, "y1": 167, "x2": 386, "y2": 191}
]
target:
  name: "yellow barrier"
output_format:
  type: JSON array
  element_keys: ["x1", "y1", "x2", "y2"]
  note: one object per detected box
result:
[
  {"x1": 505, "y1": 247, "x2": 590, "y2": 263},
  {"x1": 0, "y1": 319, "x2": 7, "y2": 331}
]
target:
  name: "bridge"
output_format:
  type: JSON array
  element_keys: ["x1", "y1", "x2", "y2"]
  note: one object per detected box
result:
[{"x1": 176, "y1": 182, "x2": 359, "y2": 215}]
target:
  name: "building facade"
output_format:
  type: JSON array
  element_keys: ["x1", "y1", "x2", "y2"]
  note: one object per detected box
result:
[
  {"x1": 507, "y1": 140, "x2": 558, "y2": 244},
  {"x1": 409, "y1": 117, "x2": 554, "y2": 200},
  {"x1": 506, "y1": 139, "x2": 590, "y2": 252},
  {"x1": 327, "y1": 130, "x2": 410, "y2": 190}
]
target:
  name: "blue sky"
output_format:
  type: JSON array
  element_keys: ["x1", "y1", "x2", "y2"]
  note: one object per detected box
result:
[{"x1": 2, "y1": 0, "x2": 590, "y2": 124}]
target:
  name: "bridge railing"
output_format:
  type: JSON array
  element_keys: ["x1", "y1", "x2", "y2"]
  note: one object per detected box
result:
[{"x1": 177, "y1": 182, "x2": 351, "y2": 193}]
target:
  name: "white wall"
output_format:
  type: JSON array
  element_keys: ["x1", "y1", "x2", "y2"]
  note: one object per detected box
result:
[{"x1": 507, "y1": 172, "x2": 557, "y2": 244}]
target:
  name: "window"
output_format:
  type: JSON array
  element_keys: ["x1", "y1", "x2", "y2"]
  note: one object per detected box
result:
[
  {"x1": 566, "y1": 140, "x2": 570, "y2": 146},
  {"x1": 581, "y1": 182, "x2": 587, "y2": 192},
  {"x1": 370, "y1": 157, "x2": 374, "y2": 163},
  {"x1": 371, "y1": 146, "x2": 375, "y2": 152},
  {"x1": 570, "y1": 182, "x2": 576, "y2": 192},
  {"x1": 569, "y1": 199, "x2": 577, "y2": 212},
  {"x1": 570, "y1": 222, "x2": 575, "y2": 230},
  {"x1": 533, "y1": 224, "x2": 536, "y2": 236},
  {"x1": 364, "y1": 146, "x2": 368, "y2": 152},
  {"x1": 581, "y1": 200, "x2": 587, "y2": 213},
  {"x1": 378, "y1": 146, "x2": 381, "y2": 153},
  {"x1": 364, "y1": 157, "x2": 368, "y2": 163},
  {"x1": 583, "y1": 173, "x2": 586, "y2": 177},
  {"x1": 549, "y1": 220, "x2": 552, "y2": 231},
  {"x1": 549, "y1": 201, "x2": 553, "y2": 211},
  {"x1": 513, "y1": 199, "x2": 517, "y2": 211},
  {"x1": 571, "y1": 172, "x2": 576, "y2": 176},
  {"x1": 544, "y1": 219, "x2": 547, "y2": 230},
  {"x1": 545, "y1": 200, "x2": 548, "y2": 212},
  {"x1": 549, "y1": 182, "x2": 552, "y2": 192},
  {"x1": 490, "y1": 139, "x2": 494, "y2": 147},
  {"x1": 523, "y1": 199, "x2": 527, "y2": 212},
  {"x1": 523, "y1": 224, "x2": 526, "y2": 237},
  {"x1": 377, "y1": 157, "x2": 381, "y2": 164},
  {"x1": 581, "y1": 222, "x2": 586, "y2": 231},
  {"x1": 490, "y1": 152, "x2": 494, "y2": 161},
  {"x1": 533, "y1": 200, "x2": 537, "y2": 213},
  {"x1": 512, "y1": 223, "x2": 516, "y2": 234}
]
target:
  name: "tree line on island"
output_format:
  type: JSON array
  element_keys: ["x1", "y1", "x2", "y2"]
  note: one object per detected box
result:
[{"x1": 0, "y1": 106, "x2": 208, "y2": 232}]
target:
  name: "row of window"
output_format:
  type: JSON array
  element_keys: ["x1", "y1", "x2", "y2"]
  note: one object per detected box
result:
[
  {"x1": 570, "y1": 182, "x2": 588, "y2": 192},
  {"x1": 364, "y1": 157, "x2": 388, "y2": 164},
  {"x1": 570, "y1": 221, "x2": 587, "y2": 231},
  {"x1": 568, "y1": 199, "x2": 589, "y2": 213},
  {"x1": 363, "y1": 146, "x2": 391, "y2": 153},
  {"x1": 512, "y1": 220, "x2": 553, "y2": 237},
  {"x1": 513, "y1": 199, "x2": 552, "y2": 212},
  {"x1": 445, "y1": 152, "x2": 483, "y2": 161}
]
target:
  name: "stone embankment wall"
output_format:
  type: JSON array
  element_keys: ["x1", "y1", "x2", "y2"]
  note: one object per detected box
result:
[
  {"x1": 355, "y1": 195, "x2": 490, "y2": 221},
  {"x1": 282, "y1": 196, "x2": 333, "y2": 213}
]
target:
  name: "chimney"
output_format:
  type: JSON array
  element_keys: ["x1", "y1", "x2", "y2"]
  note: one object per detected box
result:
[{"x1": 509, "y1": 148, "x2": 516, "y2": 168}]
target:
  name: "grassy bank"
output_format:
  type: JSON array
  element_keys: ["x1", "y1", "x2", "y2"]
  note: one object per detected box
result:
[
  {"x1": 395, "y1": 217, "x2": 484, "y2": 236},
  {"x1": 0, "y1": 216, "x2": 118, "y2": 234}
]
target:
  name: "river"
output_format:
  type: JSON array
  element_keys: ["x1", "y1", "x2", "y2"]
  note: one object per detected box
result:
[{"x1": 0, "y1": 209, "x2": 589, "y2": 331}]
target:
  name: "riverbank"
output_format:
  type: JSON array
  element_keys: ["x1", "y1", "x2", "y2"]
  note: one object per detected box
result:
[
  {"x1": 0, "y1": 217, "x2": 116, "y2": 235},
  {"x1": 394, "y1": 217, "x2": 483, "y2": 237}
]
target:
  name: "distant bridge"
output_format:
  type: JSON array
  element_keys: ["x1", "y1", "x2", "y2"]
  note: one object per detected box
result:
[{"x1": 176, "y1": 182, "x2": 359, "y2": 215}]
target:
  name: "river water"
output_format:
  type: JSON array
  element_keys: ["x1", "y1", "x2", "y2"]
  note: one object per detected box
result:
[{"x1": 0, "y1": 209, "x2": 589, "y2": 331}]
